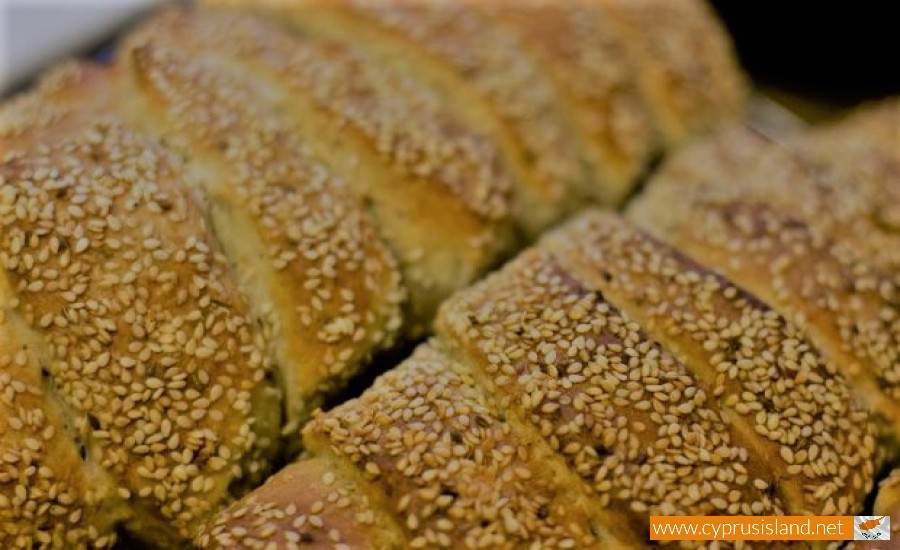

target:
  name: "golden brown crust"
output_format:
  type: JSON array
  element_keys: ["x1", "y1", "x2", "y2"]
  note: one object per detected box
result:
[
  {"x1": 596, "y1": 0, "x2": 747, "y2": 146},
  {"x1": 472, "y1": 0, "x2": 658, "y2": 205},
  {"x1": 628, "y1": 111, "x2": 900, "y2": 447},
  {"x1": 0, "y1": 63, "x2": 280, "y2": 545},
  {"x1": 632, "y1": 199, "x2": 900, "y2": 440},
  {"x1": 209, "y1": 0, "x2": 588, "y2": 235},
  {"x1": 115, "y1": 37, "x2": 407, "y2": 432},
  {"x1": 542, "y1": 212, "x2": 877, "y2": 515},
  {"x1": 196, "y1": 458, "x2": 405, "y2": 549},
  {"x1": 0, "y1": 294, "x2": 125, "y2": 548},
  {"x1": 0, "y1": 63, "x2": 111, "y2": 155},
  {"x1": 124, "y1": 8, "x2": 517, "y2": 330},
  {"x1": 630, "y1": 110, "x2": 899, "y2": 274},
  {"x1": 304, "y1": 342, "x2": 634, "y2": 549},
  {"x1": 321, "y1": 0, "x2": 588, "y2": 226},
  {"x1": 131, "y1": 8, "x2": 513, "y2": 225},
  {"x1": 436, "y1": 246, "x2": 787, "y2": 521},
  {"x1": 626, "y1": 124, "x2": 773, "y2": 226},
  {"x1": 221, "y1": 210, "x2": 874, "y2": 548},
  {"x1": 791, "y1": 101, "x2": 900, "y2": 271}
]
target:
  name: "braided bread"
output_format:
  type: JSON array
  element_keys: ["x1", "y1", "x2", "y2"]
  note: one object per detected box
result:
[{"x1": 0, "y1": 1, "x2": 744, "y2": 546}]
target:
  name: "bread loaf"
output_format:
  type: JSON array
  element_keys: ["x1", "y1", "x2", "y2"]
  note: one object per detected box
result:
[
  {"x1": 208, "y1": 0, "x2": 744, "y2": 221},
  {"x1": 199, "y1": 209, "x2": 880, "y2": 549},
  {"x1": 0, "y1": 64, "x2": 282, "y2": 546},
  {"x1": 121, "y1": 9, "x2": 518, "y2": 334},
  {"x1": 628, "y1": 102, "x2": 900, "y2": 449},
  {"x1": 0, "y1": 0, "x2": 751, "y2": 546},
  {"x1": 198, "y1": 101, "x2": 896, "y2": 548},
  {"x1": 595, "y1": 0, "x2": 747, "y2": 146}
]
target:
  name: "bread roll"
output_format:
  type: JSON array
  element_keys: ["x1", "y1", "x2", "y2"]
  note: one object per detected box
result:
[
  {"x1": 0, "y1": 63, "x2": 282, "y2": 546},
  {"x1": 200, "y1": 210, "x2": 877, "y2": 548},
  {"x1": 447, "y1": 212, "x2": 875, "y2": 517},
  {"x1": 303, "y1": 342, "x2": 638, "y2": 549},
  {"x1": 120, "y1": 20, "x2": 410, "y2": 432},
  {"x1": 629, "y1": 102, "x2": 900, "y2": 272},
  {"x1": 196, "y1": 458, "x2": 405, "y2": 549}
]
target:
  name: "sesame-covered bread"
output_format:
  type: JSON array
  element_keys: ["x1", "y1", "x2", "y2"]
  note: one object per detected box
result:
[
  {"x1": 628, "y1": 104, "x2": 900, "y2": 449},
  {"x1": 206, "y1": 0, "x2": 744, "y2": 225},
  {"x1": 463, "y1": 0, "x2": 660, "y2": 205},
  {"x1": 306, "y1": 341, "x2": 638, "y2": 549},
  {"x1": 596, "y1": 0, "x2": 747, "y2": 146},
  {"x1": 196, "y1": 458, "x2": 405, "y2": 549},
  {"x1": 119, "y1": 24, "x2": 410, "y2": 432},
  {"x1": 0, "y1": 1, "x2": 753, "y2": 546},
  {"x1": 208, "y1": 0, "x2": 588, "y2": 234},
  {"x1": 121, "y1": 8, "x2": 518, "y2": 333},
  {"x1": 0, "y1": 64, "x2": 282, "y2": 546},
  {"x1": 200, "y1": 210, "x2": 879, "y2": 548},
  {"x1": 629, "y1": 101, "x2": 900, "y2": 272}
]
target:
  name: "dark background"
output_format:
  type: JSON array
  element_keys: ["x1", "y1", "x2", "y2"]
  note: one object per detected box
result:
[{"x1": 709, "y1": 1, "x2": 899, "y2": 120}]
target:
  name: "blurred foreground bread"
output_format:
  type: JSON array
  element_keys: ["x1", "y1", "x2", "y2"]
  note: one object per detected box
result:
[
  {"x1": 0, "y1": 1, "x2": 745, "y2": 546},
  {"x1": 199, "y1": 208, "x2": 881, "y2": 549}
]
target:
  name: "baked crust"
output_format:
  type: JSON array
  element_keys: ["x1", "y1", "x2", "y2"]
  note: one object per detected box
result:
[
  {"x1": 596, "y1": 0, "x2": 747, "y2": 145},
  {"x1": 0, "y1": 63, "x2": 281, "y2": 545},
  {"x1": 467, "y1": 0, "x2": 659, "y2": 205},
  {"x1": 124, "y1": 8, "x2": 517, "y2": 331},
  {"x1": 304, "y1": 342, "x2": 634, "y2": 549},
  {"x1": 437, "y1": 244, "x2": 788, "y2": 521},
  {"x1": 196, "y1": 458, "x2": 405, "y2": 549},
  {"x1": 629, "y1": 109, "x2": 900, "y2": 449},
  {"x1": 206, "y1": 0, "x2": 594, "y2": 234},
  {"x1": 212, "y1": 210, "x2": 873, "y2": 548},
  {"x1": 542, "y1": 212, "x2": 877, "y2": 516},
  {"x1": 118, "y1": 33, "x2": 407, "y2": 433}
]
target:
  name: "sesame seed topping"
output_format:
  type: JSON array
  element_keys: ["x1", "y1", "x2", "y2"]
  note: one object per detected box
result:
[
  {"x1": 629, "y1": 103, "x2": 900, "y2": 440},
  {"x1": 542, "y1": 211, "x2": 876, "y2": 514},
  {"x1": 438, "y1": 243, "x2": 784, "y2": 525},
  {"x1": 195, "y1": 459, "x2": 403, "y2": 549},
  {"x1": 122, "y1": 37, "x2": 406, "y2": 430},
  {"x1": 305, "y1": 343, "x2": 618, "y2": 548},
  {"x1": 0, "y1": 64, "x2": 277, "y2": 544}
]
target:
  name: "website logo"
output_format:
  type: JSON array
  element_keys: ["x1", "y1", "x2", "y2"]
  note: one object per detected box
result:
[{"x1": 855, "y1": 516, "x2": 891, "y2": 541}]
